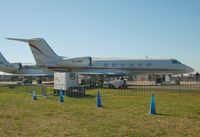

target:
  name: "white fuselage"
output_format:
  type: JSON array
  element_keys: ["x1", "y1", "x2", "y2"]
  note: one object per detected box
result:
[{"x1": 46, "y1": 58, "x2": 194, "y2": 75}]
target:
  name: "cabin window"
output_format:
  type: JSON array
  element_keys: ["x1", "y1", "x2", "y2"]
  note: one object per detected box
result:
[
  {"x1": 112, "y1": 63, "x2": 117, "y2": 67},
  {"x1": 103, "y1": 63, "x2": 109, "y2": 67},
  {"x1": 146, "y1": 63, "x2": 151, "y2": 68}
]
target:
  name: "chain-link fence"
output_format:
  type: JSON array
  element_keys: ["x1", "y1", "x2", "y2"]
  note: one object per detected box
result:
[
  {"x1": 1, "y1": 79, "x2": 200, "y2": 98},
  {"x1": 85, "y1": 79, "x2": 200, "y2": 96}
]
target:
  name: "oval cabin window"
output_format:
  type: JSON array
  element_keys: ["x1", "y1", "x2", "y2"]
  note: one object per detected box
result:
[
  {"x1": 112, "y1": 63, "x2": 117, "y2": 67},
  {"x1": 103, "y1": 63, "x2": 109, "y2": 67},
  {"x1": 146, "y1": 63, "x2": 151, "y2": 68}
]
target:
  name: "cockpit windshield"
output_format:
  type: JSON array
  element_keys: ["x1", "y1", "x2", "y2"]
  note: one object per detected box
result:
[{"x1": 172, "y1": 59, "x2": 182, "y2": 64}]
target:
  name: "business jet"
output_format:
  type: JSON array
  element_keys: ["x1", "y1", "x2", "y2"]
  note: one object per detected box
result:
[
  {"x1": 0, "y1": 51, "x2": 53, "y2": 76},
  {"x1": 7, "y1": 38, "x2": 194, "y2": 75}
]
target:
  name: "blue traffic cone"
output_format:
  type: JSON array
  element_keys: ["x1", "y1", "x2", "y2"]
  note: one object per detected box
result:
[
  {"x1": 32, "y1": 90, "x2": 37, "y2": 101},
  {"x1": 149, "y1": 94, "x2": 156, "y2": 115},
  {"x1": 96, "y1": 91, "x2": 102, "y2": 108},
  {"x1": 59, "y1": 90, "x2": 64, "y2": 103}
]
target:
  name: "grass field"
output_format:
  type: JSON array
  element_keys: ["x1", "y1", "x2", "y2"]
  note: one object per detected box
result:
[{"x1": 0, "y1": 86, "x2": 200, "y2": 137}]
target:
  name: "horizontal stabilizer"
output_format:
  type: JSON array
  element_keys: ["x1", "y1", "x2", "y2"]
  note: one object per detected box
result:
[{"x1": 6, "y1": 38, "x2": 43, "y2": 43}]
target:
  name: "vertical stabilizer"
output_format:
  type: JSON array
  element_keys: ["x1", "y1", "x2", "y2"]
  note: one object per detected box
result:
[{"x1": 7, "y1": 38, "x2": 62, "y2": 66}]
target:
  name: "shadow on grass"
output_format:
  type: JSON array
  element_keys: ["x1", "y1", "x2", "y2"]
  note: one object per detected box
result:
[
  {"x1": 155, "y1": 113, "x2": 177, "y2": 117},
  {"x1": 65, "y1": 94, "x2": 96, "y2": 99},
  {"x1": 82, "y1": 94, "x2": 96, "y2": 99}
]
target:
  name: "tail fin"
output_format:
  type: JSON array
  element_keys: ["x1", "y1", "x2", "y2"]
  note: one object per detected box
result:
[
  {"x1": 7, "y1": 38, "x2": 62, "y2": 66},
  {"x1": 0, "y1": 52, "x2": 9, "y2": 64}
]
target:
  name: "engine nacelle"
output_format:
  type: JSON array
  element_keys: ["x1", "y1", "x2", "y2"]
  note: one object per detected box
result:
[
  {"x1": 10, "y1": 63, "x2": 22, "y2": 69},
  {"x1": 7, "y1": 63, "x2": 23, "y2": 72},
  {"x1": 58, "y1": 57, "x2": 92, "y2": 67}
]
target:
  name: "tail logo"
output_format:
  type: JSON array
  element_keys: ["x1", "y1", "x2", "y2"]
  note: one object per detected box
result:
[{"x1": 29, "y1": 44, "x2": 52, "y2": 59}]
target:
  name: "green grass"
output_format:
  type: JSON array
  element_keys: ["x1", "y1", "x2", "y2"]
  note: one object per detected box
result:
[{"x1": 0, "y1": 86, "x2": 200, "y2": 137}]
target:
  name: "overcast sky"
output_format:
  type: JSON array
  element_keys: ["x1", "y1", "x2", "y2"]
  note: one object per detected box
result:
[{"x1": 0, "y1": 0, "x2": 199, "y2": 72}]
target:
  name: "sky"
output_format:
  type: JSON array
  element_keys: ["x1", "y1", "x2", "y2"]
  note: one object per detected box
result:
[{"x1": 0, "y1": 0, "x2": 199, "y2": 72}]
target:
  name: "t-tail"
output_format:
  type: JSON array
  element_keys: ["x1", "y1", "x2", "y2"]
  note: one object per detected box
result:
[
  {"x1": 0, "y1": 52, "x2": 22, "y2": 73},
  {"x1": 7, "y1": 38, "x2": 62, "y2": 66}
]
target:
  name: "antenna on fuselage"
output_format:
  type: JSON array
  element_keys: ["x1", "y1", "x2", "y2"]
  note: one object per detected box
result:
[{"x1": 145, "y1": 55, "x2": 150, "y2": 59}]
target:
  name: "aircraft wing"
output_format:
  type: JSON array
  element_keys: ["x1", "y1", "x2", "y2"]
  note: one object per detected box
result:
[
  {"x1": 78, "y1": 72, "x2": 115, "y2": 75},
  {"x1": 78, "y1": 72, "x2": 126, "y2": 76},
  {"x1": 4, "y1": 73, "x2": 53, "y2": 77}
]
